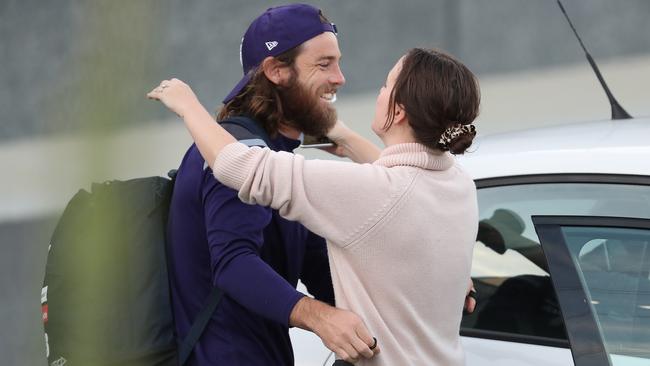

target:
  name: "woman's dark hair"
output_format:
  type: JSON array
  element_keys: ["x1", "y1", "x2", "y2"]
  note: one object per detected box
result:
[{"x1": 385, "y1": 48, "x2": 480, "y2": 154}]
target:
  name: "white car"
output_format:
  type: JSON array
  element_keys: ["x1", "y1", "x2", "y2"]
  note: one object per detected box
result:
[
  {"x1": 292, "y1": 117, "x2": 650, "y2": 366},
  {"x1": 458, "y1": 117, "x2": 650, "y2": 366}
]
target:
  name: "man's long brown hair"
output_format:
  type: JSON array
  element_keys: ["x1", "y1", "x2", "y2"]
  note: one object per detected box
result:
[
  {"x1": 216, "y1": 47, "x2": 301, "y2": 138},
  {"x1": 217, "y1": 10, "x2": 334, "y2": 138}
]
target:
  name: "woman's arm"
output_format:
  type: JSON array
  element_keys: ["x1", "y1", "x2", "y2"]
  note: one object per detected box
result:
[
  {"x1": 213, "y1": 144, "x2": 401, "y2": 247},
  {"x1": 149, "y1": 79, "x2": 397, "y2": 247},
  {"x1": 325, "y1": 120, "x2": 382, "y2": 164},
  {"x1": 148, "y1": 79, "x2": 381, "y2": 166},
  {"x1": 147, "y1": 79, "x2": 236, "y2": 166}
]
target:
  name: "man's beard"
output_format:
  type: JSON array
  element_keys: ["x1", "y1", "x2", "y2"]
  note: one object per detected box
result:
[{"x1": 277, "y1": 76, "x2": 337, "y2": 137}]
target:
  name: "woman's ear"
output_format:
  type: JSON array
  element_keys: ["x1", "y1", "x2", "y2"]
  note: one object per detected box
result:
[
  {"x1": 262, "y1": 57, "x2": 291, "y2": 86},
  {"x1": 392, "y1": 104, "x2": 407, "y2": 125}
]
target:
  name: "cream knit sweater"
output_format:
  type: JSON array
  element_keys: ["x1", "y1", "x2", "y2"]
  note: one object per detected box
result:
[{"x1": 213, "y1": 142, "x2": 478, "y2": 366}]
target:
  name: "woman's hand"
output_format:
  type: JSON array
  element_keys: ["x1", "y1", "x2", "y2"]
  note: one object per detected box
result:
[
  {"x1": 323, "y1": 120, "x2": 381, "y2": 163},
  {"x1": 319, "y1": 120, "x2": 352, "y2": 157},
  {"x1": 147, "y1": 78, "x2": 201, "y2": 118},
  {"x1": 464, "y1": 279, "x2": 477, "y2": 314},
  {"x1": 147, "y1": 78, "x2": 235, "y2": 166},
  {"x1": 325, "y1": 119, "x2": 352, "y2": 146}
]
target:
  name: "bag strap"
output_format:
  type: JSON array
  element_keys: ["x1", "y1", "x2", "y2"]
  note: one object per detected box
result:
[
  {"x1": 176, "y1": 115, "x2": 268, "y2": 365},
  {"x1": 178, "y1": 288, "x2": 223, "y2": 365},
  {"x1": 161, "y1": 169, "x2": 205, "y2": 366},
  {"x1": 219, "y1": 116, "x2": 272, "y2": 146}
]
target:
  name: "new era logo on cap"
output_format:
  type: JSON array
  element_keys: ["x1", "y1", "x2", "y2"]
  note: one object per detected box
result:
[{"x1": 265, "y1": 41, "x2": 278, "y2": 51}]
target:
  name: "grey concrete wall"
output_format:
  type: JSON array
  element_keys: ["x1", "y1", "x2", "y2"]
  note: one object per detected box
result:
[
  {"x1": 2, "y1": 0, "x2": 649, "y2": 141},
  {"x1": 2, "y1": 1, "x2": 650, "y2": 365}
]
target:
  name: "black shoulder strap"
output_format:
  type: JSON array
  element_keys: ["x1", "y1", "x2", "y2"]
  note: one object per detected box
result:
[
  {"x1": 219, "y1": 116, "x2": 272, "y2": 147},
  {"x1": 163, "y1": 169, "x2": 215, "y2": 366},
  {"x1": 178, "y1": 288, "x2": 223, "y2": 365},
  {"x1": 177, "y1": 116, "x2": 269, "y2": 365}
]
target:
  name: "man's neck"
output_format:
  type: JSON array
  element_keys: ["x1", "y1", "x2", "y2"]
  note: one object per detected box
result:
[{"x1": 277, "y1": 123, "x2": 302, "y2": 140}]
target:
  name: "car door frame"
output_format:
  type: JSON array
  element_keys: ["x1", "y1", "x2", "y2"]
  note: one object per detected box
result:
[{"x1": 532, "y1": 215, "x2": 650, "y2": 366}]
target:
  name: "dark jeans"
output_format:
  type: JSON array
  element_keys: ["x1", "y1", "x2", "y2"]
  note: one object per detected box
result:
[{"x1": 332, "y1": 360, "x2": 354, "y2": 366}]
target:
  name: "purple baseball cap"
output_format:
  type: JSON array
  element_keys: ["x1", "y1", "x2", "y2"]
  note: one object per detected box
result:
[{"x1": 222, "y1": 3, "x2": 337, "y2": 104}]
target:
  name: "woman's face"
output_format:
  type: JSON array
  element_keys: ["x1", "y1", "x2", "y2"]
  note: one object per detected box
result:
[{"x1": 372, "y1": 57, "x2": 403, "y2": 138}]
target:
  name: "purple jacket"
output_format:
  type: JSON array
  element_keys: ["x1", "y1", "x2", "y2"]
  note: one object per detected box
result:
[{"x1": 167, "y1": 124, "x2": 334, "y2": 365}]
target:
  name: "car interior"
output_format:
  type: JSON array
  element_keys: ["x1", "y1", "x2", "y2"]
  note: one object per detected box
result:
[{"x1": 462, "y1": 208, "x2": 566, "y2": 341}]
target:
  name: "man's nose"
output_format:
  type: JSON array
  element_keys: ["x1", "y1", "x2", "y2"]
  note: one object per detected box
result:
[{"x1": 329, "y1": 64, "x2": 346, "y2": 86}]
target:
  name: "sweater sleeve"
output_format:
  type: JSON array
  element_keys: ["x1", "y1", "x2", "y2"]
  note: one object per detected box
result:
[{"x1": 213, "y1": 142, "x2": 411, "y2": 247}]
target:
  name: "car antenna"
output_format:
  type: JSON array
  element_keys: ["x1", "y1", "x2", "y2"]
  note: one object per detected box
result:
[{"x1": 557, "y1": 0, "x2": 632, "y2": 120}]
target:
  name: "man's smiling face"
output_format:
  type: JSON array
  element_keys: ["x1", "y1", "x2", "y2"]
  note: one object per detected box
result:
[
  {"x1": 277, "y1": 32, "x2": 345, "y2": 137},
  {"x1": 294, "y1": 31, "x2": 345, "y2": 106}
]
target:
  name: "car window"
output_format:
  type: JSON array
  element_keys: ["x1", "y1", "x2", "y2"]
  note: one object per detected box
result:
[
  {"x1": 462, "y1": 181, "x2": 650, "y2": 344},
  {"x1": 561, "y1": 225, "x2": 650, "y2": 362}
]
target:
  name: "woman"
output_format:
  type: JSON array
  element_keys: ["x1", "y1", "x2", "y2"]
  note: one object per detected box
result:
[{"x1": 149, "y1": 48, "x2": 480, "y2": 365}]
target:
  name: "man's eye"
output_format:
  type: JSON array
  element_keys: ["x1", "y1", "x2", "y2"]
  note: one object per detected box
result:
[{"x1": 318, "y1": 63, "x2": 329, "y2": 69}]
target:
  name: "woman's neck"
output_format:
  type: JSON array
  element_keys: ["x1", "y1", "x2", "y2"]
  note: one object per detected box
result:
[{"x1": 379, "y1": 126, "x2": 418, "y2": 148}]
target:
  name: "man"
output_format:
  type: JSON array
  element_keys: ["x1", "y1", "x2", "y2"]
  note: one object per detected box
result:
[{"x1": 166, "y1": 4, "x2": 377, "y2": 365}]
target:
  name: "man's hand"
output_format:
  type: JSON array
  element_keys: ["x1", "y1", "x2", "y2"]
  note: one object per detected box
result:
[
  {"x1": 290, "y1": 297, "x2": 379, "y2": 363},
  {"x1": 464, "y1": 279, "x2": 477, "y2": 314}
]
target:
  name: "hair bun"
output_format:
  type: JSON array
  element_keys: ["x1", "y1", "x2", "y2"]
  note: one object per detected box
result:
[{"x1": 437, "y1": 124, "x2": 476, "y2": 154}]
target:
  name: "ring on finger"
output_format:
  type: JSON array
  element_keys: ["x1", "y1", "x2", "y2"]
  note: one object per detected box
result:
[
  {"x1": 467, "y1": 288, "x2": 477, "y2": 300},
  {"x1": 369, "y1": 337, "x2": 377, "y2": 350}
]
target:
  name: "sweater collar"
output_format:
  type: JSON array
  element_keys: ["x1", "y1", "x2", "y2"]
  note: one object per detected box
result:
[{"x1": 373, "y1": 143, "x2": 454, "y2": 170}]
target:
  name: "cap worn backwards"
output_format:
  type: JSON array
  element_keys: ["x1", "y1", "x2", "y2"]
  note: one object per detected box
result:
[{"x1": 222, "y1": 3, "x2": 337, "y2": 104}]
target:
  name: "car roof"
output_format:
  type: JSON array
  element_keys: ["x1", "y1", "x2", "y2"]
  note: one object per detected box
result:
[{"x1": 457, "y1": 117, "x2": 650, "y2": 180}]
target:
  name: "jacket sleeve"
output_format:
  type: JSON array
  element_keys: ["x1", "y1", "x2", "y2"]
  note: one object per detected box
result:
[
  {"x1": 213, "y1": 142, "x2": 411, "y2": 248},
  {"x1": 299, "y1": 231, "x2": 335, "y2": 306},
  {"x1": 202, "y1": 168, "x2": 304, "y2": 326}
]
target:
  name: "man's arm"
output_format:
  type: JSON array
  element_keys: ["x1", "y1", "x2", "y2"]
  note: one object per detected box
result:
[
  {"x1": 203, "y1": 173, "x2": 304, "y2": 325},
  {"x1": 290, "y1": 296, "x2": 379, "y2": 363},
  {"x1": 300, "y1": 231, "x2": 335, "y2": 306}
]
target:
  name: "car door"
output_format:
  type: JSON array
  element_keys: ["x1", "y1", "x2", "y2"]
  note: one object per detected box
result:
[
  {"x1": 533, "y1": 216, "x2": 650, "y2": 366},
  {"x1": 462, "y1": 174, "x2": 650, "y2": 366}
]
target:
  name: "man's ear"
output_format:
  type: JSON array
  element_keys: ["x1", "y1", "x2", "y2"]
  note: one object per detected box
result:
[{"x1": 261, "y1": 57, "x2": 291, "y2": 86}]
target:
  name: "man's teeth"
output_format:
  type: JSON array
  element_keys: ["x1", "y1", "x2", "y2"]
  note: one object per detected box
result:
[{"x1": 321, "y1": 93, "x2": 337, "y2": 103}]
